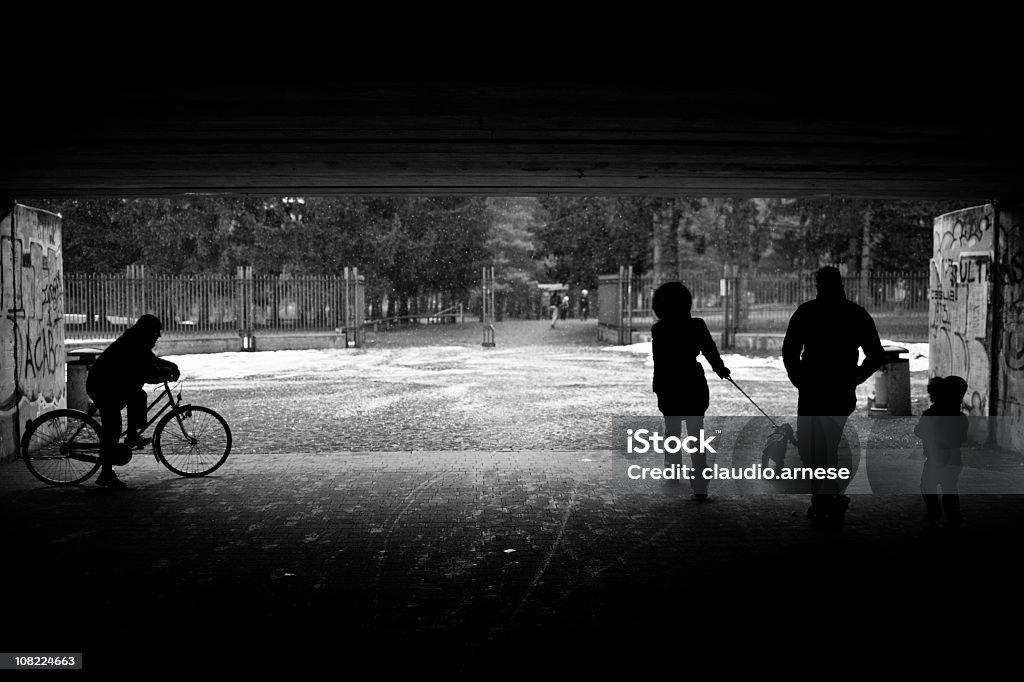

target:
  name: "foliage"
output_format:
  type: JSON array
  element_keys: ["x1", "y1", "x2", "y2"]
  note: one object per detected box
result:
[
  {"x1": 32, "y1": 194, "x2": 966, "y2": 319},
  {"x1": 34, "y1": 195, "x2": 492, "y2": 300},
  {"x1": 533, "y1": 196, "x2": 653, "y2": 288}
]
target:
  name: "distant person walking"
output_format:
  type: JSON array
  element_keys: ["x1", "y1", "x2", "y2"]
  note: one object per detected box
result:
[
  {"x1": 579, "y1": 289, "x2": 590, "y2": 321},
  {"x1": 86, "y1": 314, "x2": 180, "y2": 489},
  {"x1": 549, "y1": 291, "x2": 561, "y2": 328},
  {"x1": 560, "y1": 293, "x2": 570, "y2": 320},
  {"x1": 915, "y1": 375, "x2": 968, "y2": 527},
  {"x1": 783, "y1": 266, "x2": 884, "y2": 527},
  {"x1": 651, "y1": 282, "x2": 730, "y2": 499}
]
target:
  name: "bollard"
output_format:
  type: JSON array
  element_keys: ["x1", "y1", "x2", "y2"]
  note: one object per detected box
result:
[
  {"x1": 869, "y1": 345, "x2": 911, "y2": 416},
  {"x1": 66, "y1": 348, "x2": 104, "y2": 412}
]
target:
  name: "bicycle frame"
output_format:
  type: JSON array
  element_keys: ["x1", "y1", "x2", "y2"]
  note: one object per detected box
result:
[
  {"x1": 87, "y1": 381, "x2": 182, "y2": 433},
  {"x1": 62, "y1": 381, "x2": 186, "y2": 457}
]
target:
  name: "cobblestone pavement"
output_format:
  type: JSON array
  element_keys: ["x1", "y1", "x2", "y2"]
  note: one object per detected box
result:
[
  {"x1": 4, "y1": 321, "x2": 1012, "y2": 674},
  {"x1": 174, "y1": 320, "x2": 930, "y2": 454}
]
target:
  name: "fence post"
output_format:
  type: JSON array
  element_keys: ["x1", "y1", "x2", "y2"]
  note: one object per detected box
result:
[
  {"x1": 248, "y1": 267, "x2": 255, "y2": 347},
  {"x1": 721, "y1": 264, "x2": 734, "y2": 349},
  {"x1": 354, "y1": 267, "x2": 364, "y2": 347},
  {"x1": 615, "y1": 266, "x2": 621, "y2": 344},
  {"x1": 339, "y1": 266, "x2": 362, "y2": 348},
  {"x1": 482, "y1": 266, "x2": 495, "y2": 347},
  {"x1": 733, "y1": 266, "x2": 742, "y2": 344},
  {"x1": 235, "y1": 266, "x2": 243, "y2": 340},
  {"x1": 342, "y1": 267, "x2": 349, "y2": 343},
  {"x1": 236, "y1": 265, "x2": 255, "y2": 351},
  {"x1": 139, "y1": 264, "x2": 146, "y2": 317},
  {"x1": 625, "y1": 265, "x2": 633, "y2": 345},
  {"x1": 125, "y1": 265, "x2": 133, "y2": 325}
]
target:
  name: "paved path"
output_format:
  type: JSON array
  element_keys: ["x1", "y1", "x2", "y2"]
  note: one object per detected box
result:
[
  {"x1": 2, "y1": 322, "x2": 1007, "y2": 673},
  {"x1": 3, "y1": 447, "x2": 1022, "y2": 674}
]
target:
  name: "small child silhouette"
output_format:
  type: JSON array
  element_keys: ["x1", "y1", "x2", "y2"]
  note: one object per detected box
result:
[{"x1": 914, "y1": 375, "x2": 968, "y2": 526}]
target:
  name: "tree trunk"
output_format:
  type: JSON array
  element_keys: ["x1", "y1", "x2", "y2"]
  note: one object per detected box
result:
[
  {"x1": 847, "y1": 231, "x2": 859, "y2": 275},
  {"x1": 652, "y1": 206, "x2": 664, "y2": 287},
  {"x1": 663, "y1": 201, "x2": 677, "y2": 283},
  {"x1": 650, "y1": 201, "x2": 677, "y2": 287},
  {"x1": 859, "y1": 202, "x2": 873, "y2": 305}
]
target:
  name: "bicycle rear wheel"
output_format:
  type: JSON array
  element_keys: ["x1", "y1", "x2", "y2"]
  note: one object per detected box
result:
[
  {"x1": 153, "y1": 405, "x2": 232, "y2": 477},
  {"x1": 21, "y1": 409, "x2": 103, "y2": 486}
]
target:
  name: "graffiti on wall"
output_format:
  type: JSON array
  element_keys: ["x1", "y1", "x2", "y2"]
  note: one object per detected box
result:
[
  {"x1": 996, "y1": 209, "x2": 1024, "y2": 452},
  {"x1": 0, "y1": 205, "x2": 65, "y2": 461},
  {"x1": 931, "y1": 205, "x2": 1024, "y2": 451},
  {"x1": 1001, "y1": 219, "x2": 1024, "y2": 372},
  {"x1": 929, "y1": 207, "x2": 994, "y2": 424}
]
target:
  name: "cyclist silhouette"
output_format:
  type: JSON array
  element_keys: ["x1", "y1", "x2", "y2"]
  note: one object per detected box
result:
[{"x1": 86, "y1": 314, "x2": 179, "y2": 489}]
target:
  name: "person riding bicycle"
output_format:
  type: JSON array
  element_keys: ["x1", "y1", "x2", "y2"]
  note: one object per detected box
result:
[{"x1": 86, "y1": 314, "x2": 179, "y2": 489}]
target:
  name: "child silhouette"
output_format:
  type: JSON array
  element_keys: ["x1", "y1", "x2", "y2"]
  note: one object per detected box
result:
[
  {"x1": 914, "y1": 375, "x2": 968, "y2": 526},
  {"x1": 651, "y1": 282, "x2": 730, "y2": 499}
]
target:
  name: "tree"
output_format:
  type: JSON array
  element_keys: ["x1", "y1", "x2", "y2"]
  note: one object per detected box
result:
[
  {"x1": 534, "y1": 196, "x2": 653, "y2": 287},
  {"x1": 674, "y1": 198, "x2": 777, "y2": 274},
  {"x1": 484, "y1": 197, "x2": 548, "y2": 318},
  {"x1": 770, "y1": 198, "x2": 963, "y2": 273},
  {"x1": 27, "y1": 198, "x2": 140, "y2": 273}
]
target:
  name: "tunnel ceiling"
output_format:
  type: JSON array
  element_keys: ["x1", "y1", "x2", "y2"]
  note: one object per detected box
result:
[{"x1": 3, "y1": 52, "x2": 1021, "y2": 201}]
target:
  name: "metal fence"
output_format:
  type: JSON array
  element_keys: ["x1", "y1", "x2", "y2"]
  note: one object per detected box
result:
[
  {"x1": 65, "y1": 265, "x2": 365, "y2": 341},
  {"x1": 599, "y1": 268, "x2": 929, "y2": 343}
]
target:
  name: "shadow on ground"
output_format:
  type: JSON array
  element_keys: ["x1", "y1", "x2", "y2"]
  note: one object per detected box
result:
[{"x1": 3, "y1": 448, "x2": 1022, "y2": 674}]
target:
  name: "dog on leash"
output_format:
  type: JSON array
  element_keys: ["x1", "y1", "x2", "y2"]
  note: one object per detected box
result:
[{"x1": 761, "y1": 422, "x2": 796, "y2": 472}]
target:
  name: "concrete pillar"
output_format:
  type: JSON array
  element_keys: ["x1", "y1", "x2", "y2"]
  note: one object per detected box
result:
[{"x1": 1, "y1": 204, "x2": 66, "y2": 462}]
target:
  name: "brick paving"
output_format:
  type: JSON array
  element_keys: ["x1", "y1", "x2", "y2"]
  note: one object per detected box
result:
[
  {"x1": 1, "y1": 321, "x2": 1017, "y2": 674},
  {"x1": 3, "y1": 447, "x2": 1023, "y2": 674}
]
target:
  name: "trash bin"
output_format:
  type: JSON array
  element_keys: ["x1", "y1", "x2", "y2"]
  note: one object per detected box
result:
[
  {"x1": 869, "y1": 345, "x2": 911, "y2": 416},
  {"x1": 66, "y1": 348, "x2": 104, "y2": 412}
]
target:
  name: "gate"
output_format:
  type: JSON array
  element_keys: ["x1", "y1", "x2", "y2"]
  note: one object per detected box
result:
[{"x1": 65, "y1": 265, "x2": 366, "y2": 347}]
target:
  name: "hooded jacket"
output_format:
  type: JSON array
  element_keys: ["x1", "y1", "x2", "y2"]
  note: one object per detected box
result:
[{"x1": 86, "y1": 317, "x2": 177, "y2": 401}]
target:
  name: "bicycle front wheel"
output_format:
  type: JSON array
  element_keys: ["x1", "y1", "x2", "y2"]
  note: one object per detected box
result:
[
  {"x1": 21, "y1": 409, "x2": 103, "y2": 486},
  {"x1": 153, "y1": 405, "x2": 232, "y2": 477}
]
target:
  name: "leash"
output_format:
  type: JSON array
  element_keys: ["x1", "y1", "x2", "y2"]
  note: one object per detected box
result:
[{"x1": 726, "y1": 376, "x2": 791, "y2": 435}]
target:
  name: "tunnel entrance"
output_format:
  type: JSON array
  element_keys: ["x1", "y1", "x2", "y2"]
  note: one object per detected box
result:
[{"x1": 4, "y1": 194, "x2": 971, "y2": 456}]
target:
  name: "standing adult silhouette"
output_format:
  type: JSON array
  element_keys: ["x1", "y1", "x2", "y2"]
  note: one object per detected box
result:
[
  {"x1": 783, "y1": 266, "x2": 884, "y2": 526},
  {"x1": 651, "y1": 282, "x2": 730, "y2": 499},
  {"x1": 549, "y1": 291, "x2": 561, "y2": 328}
]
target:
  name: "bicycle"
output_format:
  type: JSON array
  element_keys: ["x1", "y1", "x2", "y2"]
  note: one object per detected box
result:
[{"x1": 21, "y1": 380, "x2": 232, "y2": 486}]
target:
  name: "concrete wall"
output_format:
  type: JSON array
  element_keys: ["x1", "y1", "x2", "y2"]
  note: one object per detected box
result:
[
  {"x1": 930, "y1": 204, "x2": 1024, "y2": 451},
  {"x1": 995, "y1": 205, "x2": 1024, "y2": 452},
  {"x1": 929, "y1": 206, "x2": 994, "y2": 424},
  {"x1": 1, "y1": 204, "x2": 65, "y2": 461},
  {"x1": 67, "y1": 331, "x2": 351, "y2": 357},
  {"x1": 597, "y1": 324, "x2": 786, "y2": 353}
]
